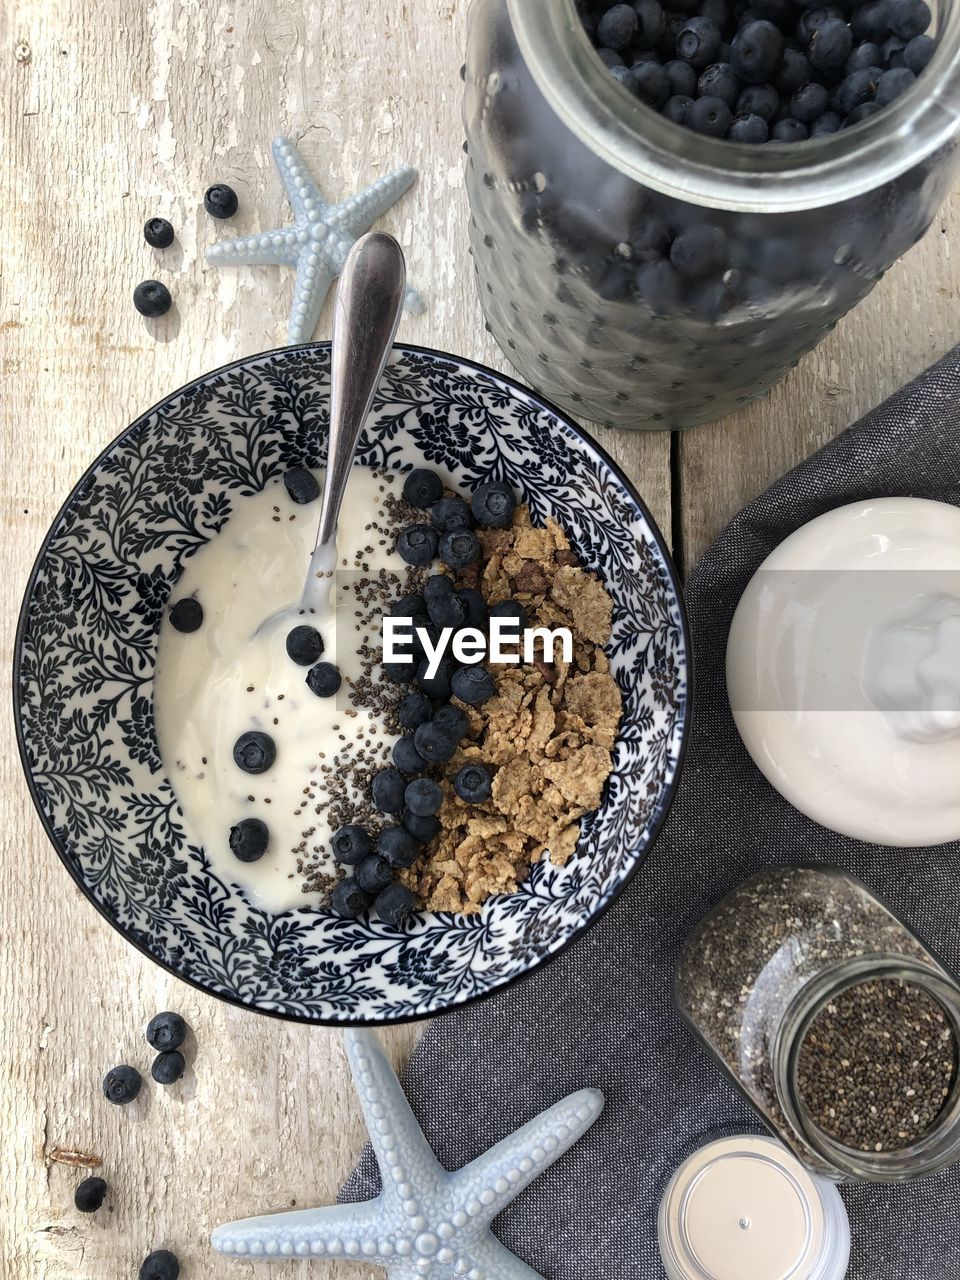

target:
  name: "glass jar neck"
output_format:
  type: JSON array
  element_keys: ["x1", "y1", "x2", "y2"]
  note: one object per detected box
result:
[
  {"x1": 506, "y1": 0, "x2": 960, "y2": 213},
  {"x1": 774, "y1": 956, "x2": 960, "y2": 1182}
]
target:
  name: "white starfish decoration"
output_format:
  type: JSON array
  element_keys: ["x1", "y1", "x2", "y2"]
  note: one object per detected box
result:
[
  {"x1": 206, "y1": 137, "x2": 423, "y2": 344},
  {"x1": 212, "y1": 1029, "x2": 604, "y2": 1278}
]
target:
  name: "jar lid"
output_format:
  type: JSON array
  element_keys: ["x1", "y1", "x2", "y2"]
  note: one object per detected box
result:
[{"x1": 658, "y1": 1136, "x2": 849, "y2": 1280}]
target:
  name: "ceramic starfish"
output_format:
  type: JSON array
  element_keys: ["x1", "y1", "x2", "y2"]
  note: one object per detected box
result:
[
  {"x1": 211, "y1": 1029, "x2": 604, "y2": 1278},
  {"x1": 206, "y1": 137, "x2": 422, "y2": 344}
]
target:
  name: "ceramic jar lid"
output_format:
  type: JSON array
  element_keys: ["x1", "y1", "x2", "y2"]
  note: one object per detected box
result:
[{"x1": 658, "y1": 1136, "x2": 851, "y2": 1280}]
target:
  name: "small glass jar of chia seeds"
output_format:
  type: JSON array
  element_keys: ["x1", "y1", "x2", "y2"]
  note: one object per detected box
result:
[
  {"x1": 462, "y1": 0, "x2": 960, "y2": 430},
  {"x1": 675, "y1": 865, "x2": 960, "y2": 1181}
]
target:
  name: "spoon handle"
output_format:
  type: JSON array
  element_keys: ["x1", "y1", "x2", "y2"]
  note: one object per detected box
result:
[{"x1": 314, "y1": 232, "x2": 407, "y2": 554}]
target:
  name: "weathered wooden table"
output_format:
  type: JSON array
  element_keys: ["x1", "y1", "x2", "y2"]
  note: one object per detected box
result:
[{"x1": 2, "y1": 3, "x2": 957, "y2": 1276}]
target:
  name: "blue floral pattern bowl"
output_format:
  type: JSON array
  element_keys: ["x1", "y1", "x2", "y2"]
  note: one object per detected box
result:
[{"x1": 15, "y1": 344, "x2": 690, "y2": 1024}]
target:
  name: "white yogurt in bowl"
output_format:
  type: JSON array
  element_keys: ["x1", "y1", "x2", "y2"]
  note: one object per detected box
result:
[
  {"x1": 154, "y1": 466, "x2": 418, "y2": 912},
  {"x1": 727, "y1": 497, "x2": 960, "y2": 846}
]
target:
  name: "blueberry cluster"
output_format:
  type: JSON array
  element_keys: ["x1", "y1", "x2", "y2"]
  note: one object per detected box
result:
[
  {"x1": 580, "y1": 0, "x2": 935, "y2": 141},
  {"x1": 330, "y1": 471, "x2": 522, "y2": 928}
]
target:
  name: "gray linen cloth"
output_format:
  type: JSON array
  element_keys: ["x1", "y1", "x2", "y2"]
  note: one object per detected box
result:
[{"x1": 342, "y1": 346, "x2": 960, "y2": 1279}]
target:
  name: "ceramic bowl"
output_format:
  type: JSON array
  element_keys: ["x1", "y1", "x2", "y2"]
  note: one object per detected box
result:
[{"x1": 15, "y1": 343, "x2": 690, "y2": 1024}]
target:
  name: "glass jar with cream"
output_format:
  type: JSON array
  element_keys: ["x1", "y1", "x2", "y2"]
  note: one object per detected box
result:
[{"x1": 675, "y1": 865, "x2": 960, "y2": 1181}]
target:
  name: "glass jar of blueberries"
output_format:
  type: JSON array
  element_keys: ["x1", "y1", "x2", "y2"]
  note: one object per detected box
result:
[{"x1": 462, "y1": 0, "x2": 960, "y2": 429}]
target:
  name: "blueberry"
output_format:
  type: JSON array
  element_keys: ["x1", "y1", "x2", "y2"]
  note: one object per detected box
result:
[
  {"x1": 876, "y1": 64, "x2": 916, "y2": 101},
  {"x1": 378, "y1": 825, "x2": 421, "y2": 868},
  {"x1": 736, "y1": 82, "x2": 780, "y2": 120},
  {"x1": 728, "y1": 111, "x2": 770, "y2": 140},
  {"x1": 392, "y1": 592, "x2": 429, "y2": 622},
  {"x1": 488, "y1": 599, "x2": 528, "y2": 629},
  {"x1": 751, "y1": 0, "x2": 796, "y2": 21},
  {"x1": 663, "y1": 93, "x2": 695, "y2": 123},
  {"x1": 846, "y1": 40, "x2": 883, "y2": 72},
  {"x1": 416, "y1": 656, "x2": 456, "y2": 700},
  {"x1": 833, "y1": 66, "x2": 881, "y2": 112},
  {"x1": 796, "y1": 5, "x2": 843, "y2": 43},
  {"x1": 229, "y1": 817, "x2": 270, "y2": 862},
  {"x1": 440, "y1": 529, "x2": 481, "y2": 569},
  {"x1": 457, "y1": 588, "x2": 489, "y2": 631},
  {"x1": 790, "y1": 81, "x2": 830, "y2": 121},
  {"x1": 903, "y1": 33, "x2": 935, "y2": 71},
  {"x1": 471, "y1": 481, "x2": 517, "y2": 528},
  {"x1": 677, "y1": 15, "x2": 722, "y2": 65},
  {"x1": 595, "y1": 46, "x2": 626, "y2": 68},
  {"x1": 597, "y1": 2, "x2": 639, "y2": 48},
  {"x1": 887, "y1": 0, "x2": 930, "y2": 38},
  {"x1": 233, "y1": 730, "x2": 276, "y2": 774},
  {"x1": 731, "y1": 20, "x2": 784, "y2": 82},
  {"x1": 75, "y1": 1177, "x2": 108, "y2": 1213},
  {"x1": 843, "y1": 99, "x2": 883, "y2": 123},
  {"x1": 851, "y1": 0, "x2": 890, "y2": 43},
  {"x1": 771, "y1": 115, "x2": 810, "y2": 138},
  {"x1": 382, "y1": 658, "x2": 418, "y2": 685},
  {"x1": 331, "y1": 825, "x2": 371, "y2": 866},
  {"x1": 145, "y1": 1011, "x2": 187, "y2": 1052},
  {"x1": 398, "y1": 693, "x2": 433, "y2": 730},
  {"x1": 203, "y1": 183, "x2": 238, "y2": 218},
  {"x1": 285, "y1": 624, "x2": 324, "y2": 666},
  {"x1": 103, "y1": 1065, "x2": 142, "y2": 1105},
  {"x1": 405, "y1": 777, "x2": 443, "y2": 817},
  {"x1": 775, "y1": 48, "x2": 812, "y2": 93},
  {"x1": 138, "y1": 1250, "x2": 180, "y2": 1280},
  {"x1": 632, "y1": 216, "x2": 673, "y2": 260},
  {"x1": 699, "y1": 0, "x2": 731, "y2": 28},
  {"x1": 610, "y1": 64, "x2": 637, "y2": 90},
  {"x1": 454, "y1": 764, "x2": 493, "y2": 804},
  {"x1": 697, "y1": 62, "x2": 740, "y2": 105},
  {"x1": 809, "y1": 17, "x2": 852, "y2": 68},
  {"x1": 424, "y1": 572, "x2": 455, "y2": 602},
  {"x1": 375, "y1": 882, "x2": 417, "y2": 928},
  {"x1": 397, "y1": 524, "x2": 439, "y2": 567},
  {"x1": 450, "y1": 665, "x2": 497, "y2": 706},
  {"x1": 430, "y1": 497, "x2": 473, "y2": 533},
  {"x1": 283, "y1": 466, "x2": 320, "y2": 504},
  {"x1": 402, "y1": 468, "x2": 443, "y2": 508},
  {"x1": 169, "y1": 598, "x2": 202, "y2": 633},
  {"x1": 811, "y1": 108, "x2": 843, "y2": 132},
  {"x1": 881, "y1": 34, "x2": 907, "y2": 64},
  {"x1": 427, "y1": 588, "x2": 467, "y2": 629},
  {"x1": 305, "y1": 661, "x2": 342, "y2": 698},
  {"x1": 670, "y1": 225, "x2": 728, "y2": 278},
  {"x1": 331, "y1": 876, "x2": 372, "y2": 918},
  {"x1": 414, "y1": 720, "x2": 459, "y2": 765},
  {"x1": 688, "y1": 94, "x2": 732, "y2": 134},
  {"x1": 404, "y1": 810, "x2": 441, "y2": 841},
  {"x1": 356, "y1": 854, "x2": 393, "y2": 894},
  {"x1": 393, "y1": 735, "x2": 429, "y2": 774},
  {"x1": 636, "y1": 0, "x2": 668, "y2": 47},
  {"x1": 636, "y1": 259, "x2": 681, "y2": 314},
  {"x1": 633, "y1": 60, "x2": 671, "y2": 106},
  {"x1": 151, "y1": 1051, "x2": 185, "y2": 1085},
  {"x1": 434, "y1": 703, "x2": 468, "y2": 740},
  {"x1": 133, "y1": 280, "x2": 172, "y2": 317},
  {"x1": 369, "y1": 767, "x2": 403, "y2": 815},
  {"x1": 143, "y1": 217, "x2": 174, "y2": 249},
  {"x1": 664, "y1": 58, "x2": 698, "y2": 96}
]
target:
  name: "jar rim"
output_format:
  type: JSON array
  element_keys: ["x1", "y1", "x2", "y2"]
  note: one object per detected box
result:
[
  {"x1": 774, "y1": 956, "x2": 960, "y2": 1182},
  {"x1": 506, "y1": 0, "x2": 960, "y2": 213}
]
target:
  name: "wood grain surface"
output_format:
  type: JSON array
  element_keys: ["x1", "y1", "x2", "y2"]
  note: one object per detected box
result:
[{"x1": 1, "y1": 1, "x2": 957, "y2": 1277}]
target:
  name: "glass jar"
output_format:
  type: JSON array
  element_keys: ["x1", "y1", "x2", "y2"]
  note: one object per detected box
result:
[
  {"x1": 675, "y1": 866, "x2": 960, "y2": 1181},
  {"x1": 462, "y1": 0, "x2": 960, "y2": 430}
]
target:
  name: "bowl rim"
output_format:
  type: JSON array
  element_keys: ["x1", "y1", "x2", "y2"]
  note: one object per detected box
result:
[{"x1": 13, "y1": 339, "x2": 693, "y2": 1026}]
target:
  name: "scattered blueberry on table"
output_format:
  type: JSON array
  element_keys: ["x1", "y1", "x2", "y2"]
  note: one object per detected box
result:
[
  {"x1": 203, "y1": 182, "x2": 238, "y2": 219},
  {"x1": 74, "y1": 1176, "x2": 108, "y2": 1213},
  {"x1": 146, "y1": 1011, "x2": 188, "y2": 1053},
  {"x1": 233, "y1": 730, "x2": 276, "y2": 774},
  {"x1": 143, "y1": 217, "x2": 175, "y2": 249},
  {"x1": 169, "y1": 598, "x2": 203, "y2": 633},
  {"x1": 102, "y1": 1065, "x2": 142, "y2": 1106},
  {"x1": 151, "y1": 1051, "x2": 186, "y2": 1085},
  {"x1": 229, "y1": 816, "x2": 270, "y2": 862},
  {"x1": 138, "y1": 1249, "x2": 180, "y2": 1280},
  {"x1": 579, "y1": 0, "x2": 934, "y2": 139},
  {"x1": 133, "y1": 280, "x2": 172, "y2": 317}
]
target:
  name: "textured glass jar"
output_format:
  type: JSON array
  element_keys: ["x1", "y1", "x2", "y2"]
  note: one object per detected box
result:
[
  {"x1": 675, "y1": 866, "x2": 960, "y2": 1182},
  {"x1": 462, "y1": 0, "x2": 960, "y2": 430}
]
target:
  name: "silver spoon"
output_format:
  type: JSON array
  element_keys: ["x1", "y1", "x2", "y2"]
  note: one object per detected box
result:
[{"x1": 255, "y1": 231, "x2": 407, "y2": 637}]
